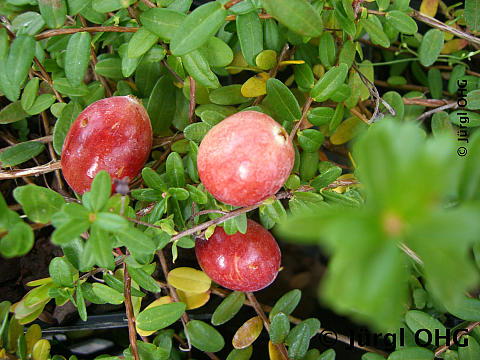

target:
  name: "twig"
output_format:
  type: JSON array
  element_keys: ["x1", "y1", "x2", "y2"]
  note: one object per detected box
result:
[
  {"x1": 185, "y1": 209, "x2": 227, "y2": 228},
  {"x1": 353, "y1": 63, "x2": 395, "y2": 123},
  {"x1": 410, "y1": 10, "x2": 480, "y2": 47},
  {"x1": 33, "y1": 57, "x2": 64, "y2": 103},
  {"x1": 162, "y1": 59, "x2": 184, "y2": 85},
  {"x1": 0, "y1": 161, "x2": 61, "y2": 180},
  {"x1": 224, "y1": 0, "x2": 243, "y2": 9},
  {"x1": 141, "y1": 0, "x2": 156, "y2": 8},
  {"x1": 225, "y1": 13, "x2": 273, "y2": 21},
  {"x1": 434, "y1": 321, "x2": 480, "y2": 357},
  {"x1": 0, "y1": 135, "x2": 53, "y2": 154},
  {"x1": 35, "y1": 26, "x2": 138, "y2": 40},
  {"x1": 416, "y1": 102, "x2": 458, "y2": 122},
  {"x1": 189, "y1": 76, "x2": 196, "y2": 124},
  {"x1": 289, "y1": 96, "x2": 313, "y2": 141},
  {"x1": 246, "y1": 292, "x2": 290, "y2": 360},
  {"x1": 124, "y1": 261, "x2": 140, "y2": 360},
  {"x1": 79, "y1": 16, "x2": 113, "y2": 97}
]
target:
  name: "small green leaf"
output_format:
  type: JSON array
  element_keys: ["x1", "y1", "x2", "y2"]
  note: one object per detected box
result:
[
  {"x1": 32, "y1": 339, "x2": 50, "y2": 360},
  {"x1": 140, "y1": 8, "x2": 186, "y2": 42},
  {"x1": 136, "y1": 302, "x2": 186, "y2": 331},
  {"x1": 117, "y1": 227, "x2": 156, "y2": 263},
  {"x1": 199, "y1": 36, "x2": 233, "y2": 68},
  {"x1": 237, "y1": 11, "x2": 263, "y2": 67},
  {"x1": 266, "y1": 78, "x2": 301, "y2": 122},
  {"x1": 458, "y1": 336, "x2": 480, "y2": 360},
  {"x1": 211, "y1": 291, "x2": 245, "y2": 326},
  {"x1": 209, "y1": 85, "x2": 249, "y2": 105},
  {"x1": 263, "y1": 200, "x2": 287, "y2": 224},
  {"x1": 75, "y1": 283, "x2": 87, "y2": 321},
  {"x1": 311, "y1": 166, "x2": 342, "y2": 190},
  {"x1": 318, "y1": 32, "x2": 336, "y2": 68},
  {"x1": 21, "y1": 78, "x2": 40, "y2": 111},
  {"x1": 95, "y1": 57, "x2": 123, "y2": 79},
  {"x1": 449, "y1": 110, "x2": 480, "y2": 128},
  {"x1": 51, "y1": 219, "x2": 90, "y2": 245},
  {"x1": 92, "y1": 0, "x2": 135, "y2": 13},
  {"x1": 166, "y1": 152, "x2": 185, "y2": 188},
  {"x1": 186, "y1": 320, "x2": 225, "y2": 352},
  {"x1": 0, "y1": 142, "x2": 45, "y2": 168},
  {"x1": 12, "y1": 12, "x2": 45, "y2": 36},
  {"x1": 261, "y1": 0, "x2": 322, "y2": 37},
  {"x1": 182, "y1": 50, "x2": 220, "y2": 89},
  {"x1": 94, "y1": 212, "x2": 129, "y2": 233},
  {"x1": 418, "y1": 29, "x2": 444, "y2": 66},
  {"x1": 128, "y1": 266, "x2": 162, "y2": 293},
  {"x1": 226, "y1": 347, "x2": 253, "y2": 360},
  {"x1": 38, "y1": 0, "x2": 67, "y2": 28},
  {"x1": 310, "y1": 64, "x2": 349, "y2": 102},
  {"x1": 170, "y1": 1, "x2": 227, "y2": 56},
  {"x1": 52, "y1": 101, "x2": 83, "y2": 155},
  {"x1": 467, "y1": 90, "x2": 480, "y2": 110},
  {"x1": 13, "y1": 184, "x2": 65, "y2": 223},
  {"x1": 465, "y1": 0, "x2": 480, "y2": 32},
  {"x1": 25, "y1": 94, "x2": 56, "y2": 115},
  {"x1": 294, "y1": 63, "x2": 314, "y2": 91},
  {"x1": 65, "y1": 32, "x2": 91, "y2": 86},
  {"x1": 53, "y1": 78, "x2": 90, "y2": 97},
  {"x1": 269, "y1": 289, "x2": 301, "y2": 321},
  {"x1": 0, "y1": 222, "x2": 34, "y2": 258},
  {"x1": 91, "y1": 283, "x2": 124, "y2": 305},
  {"x1": 285, "y1": 322, "x2": 310, "y2": 360},
  {"x1": 385, "y1": 10, "x2": 418, "y2": 35},
  {"x1": 405, "y1": 310, "x2": 446, "y2": 345},
  {"x1": 388, "y1": 347, "x2": 434, "y2": 360},
  {"x1": 184, "y1": 122, "x2": 211, "y2": 143},
  {"x1": 7, "y1": 35, "x2": 36, "y2": 90},
  {"x1": 298, "y1": 129, "x2": 324, "y2": 152},
  {"x1": 360, "y1": 17, "x2": 390, "y2": 48},
  {"x1": 299, "y1": 150, "x2": 319, "y2": 182},
  {"x1": 49, "y1": 257, "x2": 77, "y2": 287},
  {"x1": 270, "y1": 313, "x2": 290, "y2": 344},
  {"x1": 307, "y1": 107, "x2": 334, "y2": 126},
  {"x1": 127, "y1": 27, "x2": 159, "y2": 59},
  {"x1": 89, "y1": 171, "x2": 111, "y2": 212}
]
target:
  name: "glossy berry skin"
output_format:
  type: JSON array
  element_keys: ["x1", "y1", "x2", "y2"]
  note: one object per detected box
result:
[
  {"x1": 195, "y1": 219, "x2": 281, "y2": 292},
  {"x1": 61, "y1": 96, "x2": 152, "y2": 194},
  {"x1": 197, "y1": 111, "x2": 294, "y2": 206}
]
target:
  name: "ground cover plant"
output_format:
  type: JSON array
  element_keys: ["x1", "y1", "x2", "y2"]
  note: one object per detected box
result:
[{"x1": 1, "y1": 0, "x2": 480, "y2": 359}]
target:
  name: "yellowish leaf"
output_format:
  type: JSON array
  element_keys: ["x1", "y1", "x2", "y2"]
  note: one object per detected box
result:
[
  {"x1": 441, "y1": 39, "x2": 468, "y2": 54},
  {"x1": 241, "y1": 72, "x2": 269, "y2": 98},
  {"x1": 25, "y1": 324, "x2": 42, "y2": 355},
  {"x1": 205, "y1": 225, "x2": 216, "y2": 239},
  {"x1": 420, "y1": 0, "x2": 438, "y2": 17},
  {"x1": 167, "y1": 267, "x2": 211, "y2": 293},
  {"x1": 228, "y1": 52, "x2": 249, "y2": 74},
  {"x1": 26, "y1": 278, "x2": 53, "y2": 287},
  {"x1": 268, "y1": 340, "x2": 287, "y2": 360},
  {"x1": 232, "y1": 316, "x2": 263, "y2": 349},
  {"x1": 330, "y1": 116, "x2": 364, "y2": 145},
  {"x1": 177, "y1": 289, "x2": 210, "y2": 310},
  {"x1": 32, "y1": 339, "x2": 50, "y2": 360},
  {"x1": 256, "y1": 50, "x2": 277, "y2": 70},
  {"x1": 136, "y1": 296, "x2": 173, "y2": 336}
]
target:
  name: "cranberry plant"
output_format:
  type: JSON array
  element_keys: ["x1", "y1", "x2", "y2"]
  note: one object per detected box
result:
[{"x1": 0, "y1": 0, "x2": 480, "y2": 359}]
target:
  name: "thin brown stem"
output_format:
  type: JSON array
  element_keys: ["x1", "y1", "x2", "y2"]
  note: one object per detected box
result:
[
  {"x1": 410, "y1": 10, "x2": 480, "y2": 47},
  {"x1": 35, "y1": 26, "x2": 138, "y2": 40},
  {"x1": 225, "y1": 13, "x2": 273, "y2": 21},
  {"x1": 40, "y1": 112, "x2": 64, "y2": 190},
  {"x1": 0, "y1": 161, "x2": 61, "y2": 180},
  {"x1": 189, "y1": 76, "x2": 196, "y2": 124},
  {"x1": 246, "y1": 292, "x2": 290, "y2": 360},
  {"x1": 33, "y1": 57, "x2": 64, "y2": 103},
  {"x1": 224, "y1": 0, "x2": 243, "y2": 9},
  {"x1": 124, "y1": 262, "x2": 140, "y2": 360},
  {"x1": 289, "y1": 96, "x2": 313, "y2": 141},
  {"x1": 162, "y1": 59, "x2": 184, "y2": 85},
  {"x1": 434, "y1": 321, "x2": 480, "y2": 357},
  {"x1": 416, "y1": 102, "x2": 458, "y2": 122},
  {"x1": 141, "y1": 0, "x2": 156, "y2": 8}
]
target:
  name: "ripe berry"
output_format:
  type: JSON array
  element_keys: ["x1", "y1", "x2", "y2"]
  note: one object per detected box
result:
[
  {"x1": 195, "y1": 219, "x2": 281, "y2": 292},
  {"x1": 197, "y1": 111, "x2": 294, "y2": 206},
  {"x1": 61, "y1": 96, "x2": 152, "y2": 194}
]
